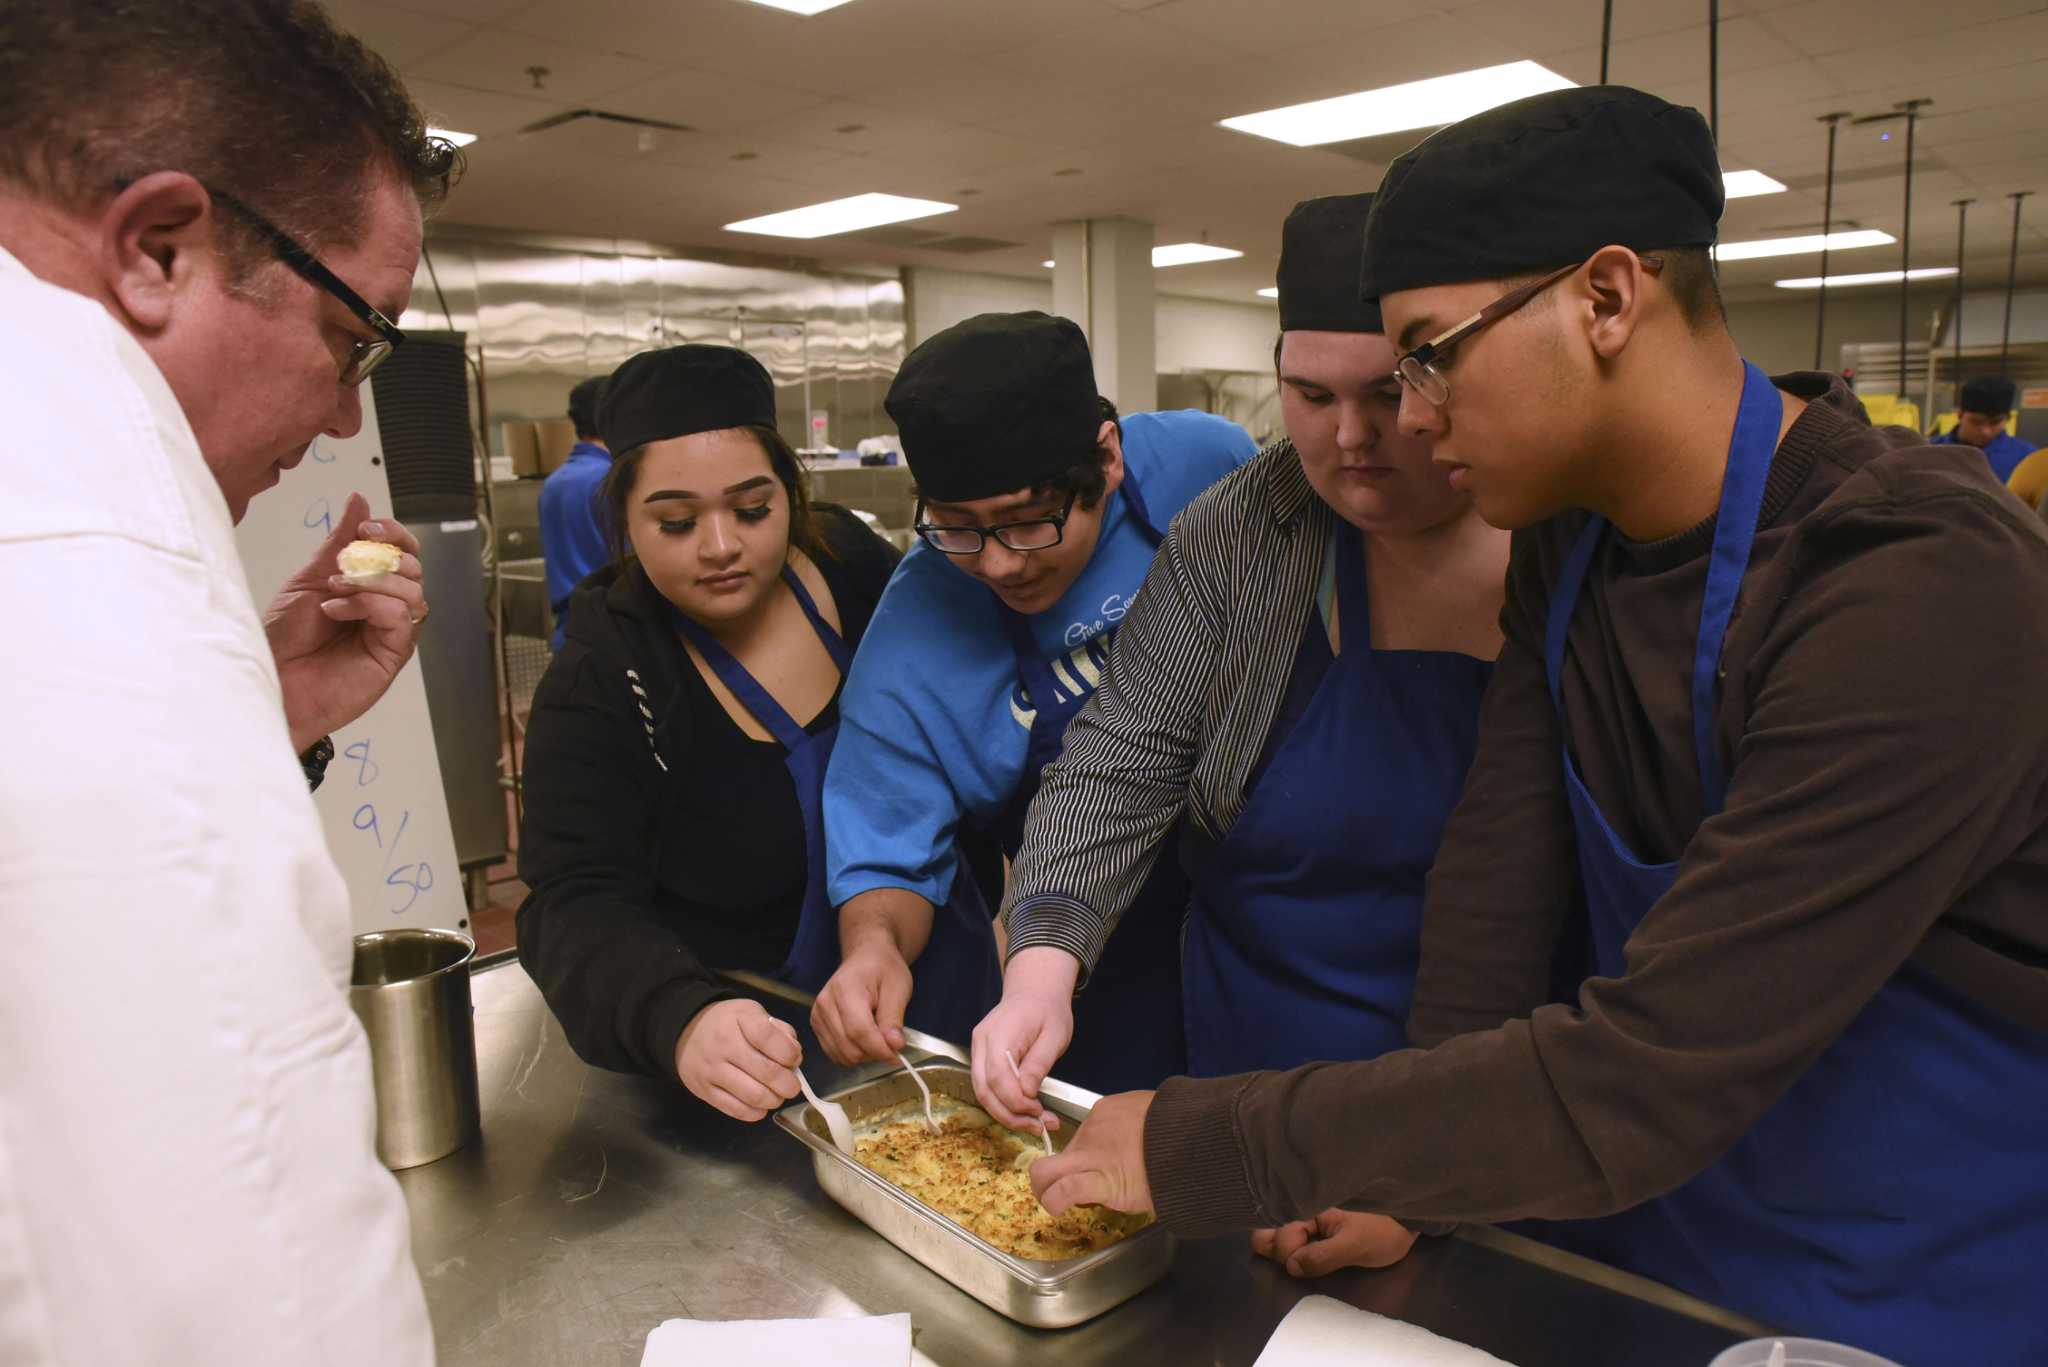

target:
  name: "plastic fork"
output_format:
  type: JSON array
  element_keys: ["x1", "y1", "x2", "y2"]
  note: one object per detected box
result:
[
  {"x1": 895, "y1": 1052, "x2": 940, "y2": 1133},
  {"x1": 1005, "y1": 1049, "x2": 1054, "y2": 1156},
  {"x1": 795, "y1": 1068, "x2": 854, "y2": 1156}
]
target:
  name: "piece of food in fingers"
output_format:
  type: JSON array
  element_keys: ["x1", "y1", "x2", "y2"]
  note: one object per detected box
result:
[{"x1": 337, "y1": 538, "x2": 403, "y2": 582}]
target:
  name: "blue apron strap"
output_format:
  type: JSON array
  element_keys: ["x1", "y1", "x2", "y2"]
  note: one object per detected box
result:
[
  {"x1": 668, "y1": 565, "x2": 844, "y2": 752},
  {"x1": 1691, "y1": 361, "x2": 1781, "y2": 815},
  {"x1": 781, "y1": 562, "x2": 853, "y2": 673},
  {"x1": 1331, "y1": 517, "x2": 1367, "y2": 647},
  {"x1": 1117, "y1": 467, "x2": 1166, "y2": 547},
  {"x1": 1546, "y1": 517, "x2": 1609, "y2": 711}
]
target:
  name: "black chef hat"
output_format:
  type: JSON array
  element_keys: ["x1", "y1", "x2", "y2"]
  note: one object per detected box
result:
[
  {"x1": 1959, "y1": 376, "x2": 2018, "y2": 415},
  {"x1": 1361, "y1": 85, "x2": 1723, "y2": 300},
  {"x1": 599, "y1": 344, "x2": 778, "y2": 455},
  {"x1": 1278, "y1": 193, "x2": 1381, "y2": 333},
  {"x1": 885, "y1": 311, "x2": 1101, "y2": 504}
]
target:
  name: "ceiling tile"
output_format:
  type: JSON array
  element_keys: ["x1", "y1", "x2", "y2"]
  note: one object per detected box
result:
[
  {"x1": 326, "y1": 0, "x2": 476, "y2": 66},
  {"x1": 399, "y1": 76, "x2": 569, "y2": 139},
  {"x1": 1264, "y1": 15, "x2": 1520, "y2": 91},
  {"x1": 602, "y1": 66, "x2": 829, "y2": 132},
  {"x1": 1143, "y1": 0, "x2": 1435, "y2": 56},
  {"x1": 405, "y1": 26, "x2": 672, "y2": 104}
]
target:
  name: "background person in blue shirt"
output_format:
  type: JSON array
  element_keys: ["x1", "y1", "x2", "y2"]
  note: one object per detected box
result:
[
  {"x1": 810, "y1": 311, "x2": 1255, "y2": 1091},
  {"x1": 1933, "y1": 375, "x2": 2036, "y2": 482},
  {"x1": 540, "y1": 374, "x2": 613, "y2": 649}
]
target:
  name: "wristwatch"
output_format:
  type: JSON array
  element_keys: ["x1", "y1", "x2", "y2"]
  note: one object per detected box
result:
[{"x1": 300, "y1": 734, "x2": 335, "y2": 792}]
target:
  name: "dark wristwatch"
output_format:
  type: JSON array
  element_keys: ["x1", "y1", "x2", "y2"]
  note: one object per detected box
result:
[{"x1": 299, "y1": 734, "x2": 335, "y2": 792}]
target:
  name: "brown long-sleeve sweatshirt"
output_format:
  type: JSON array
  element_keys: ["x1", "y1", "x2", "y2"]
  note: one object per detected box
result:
[{"x1": 1144, "y1": 373, "x2": 2048, "y2": 1233}]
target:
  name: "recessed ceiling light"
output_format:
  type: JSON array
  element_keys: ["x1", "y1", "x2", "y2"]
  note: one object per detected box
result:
[
  {"x1": 724, "y1": 192, "x2": 957, "y2": 239},
  {"x1": 1713, "y1": 228, "x2": 1894, "y2": 261},
  {"x1": 1257, "y1": 287, "x2": 1279, "y2": 298},
  {"x1": 1153, "y1": 243, "x2": 1243, "y2": 268},
  {"x1": 1723, "y1": 169, "x2": 1786, "y2": 199},
  {"x1": 1775, "y1": 266, "x2": 1958, "y2": 289},
  {"x1": 1219, "y1": 61, "x2": 1575, "y2": 148},
  {"x1": 739, "y1": 0, "x2": 857, "y2": 14},
  {"x1": 1042, "y1": 260, "x2": 1056, "y2": 268},
  {"x1": 427, "y1": 126, "x2": 478, "y2": 147}
]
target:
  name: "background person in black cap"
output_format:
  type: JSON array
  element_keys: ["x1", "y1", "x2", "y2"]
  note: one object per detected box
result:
[
  {"x1": 516, "y1": 343, "x2": 998, "y2": 1122},
  {"x1": 810, "y1": 312, "x2": 1255, "y2": 1094},
  {"x1": 967, "y1": 194, "x2": 1508, "y2": 1279},
  {"x1": 1029, "y1": 86, "x2": 2048, "y2": 1364},
  {"x1": 1933, "y1": 374, "x2": 2036, "y2": 481}
]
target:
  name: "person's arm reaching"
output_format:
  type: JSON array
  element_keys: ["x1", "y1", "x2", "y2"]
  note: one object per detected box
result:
[
  {"x1": 1059, "y1": 490, "x2": 2048, "y2": 1234},
  {"x1": 516, "y1": 649, "x2": 798, "y2": 1118},
  {"x1": 977, "y1": 520, "x2": 1225, "y2": 1124}
]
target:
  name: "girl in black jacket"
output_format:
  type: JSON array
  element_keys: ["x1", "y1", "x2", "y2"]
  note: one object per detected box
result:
[{"x1": 516, "y1": 345, "x2": 913, "y2": 1120}]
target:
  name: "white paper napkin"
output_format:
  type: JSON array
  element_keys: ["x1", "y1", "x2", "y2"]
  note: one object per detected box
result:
[
  {"x1": 640, "y1": 1312, "x2": 911, "y2": 1367},
  {"x1": 1253, "y1": 1296, "x2": 1520, "y2": 1367}
]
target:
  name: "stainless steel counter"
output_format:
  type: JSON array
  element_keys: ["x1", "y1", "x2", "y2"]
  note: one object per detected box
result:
[{"x1": 398, "y1": 964, "x2": 1769, "y2": 1366}]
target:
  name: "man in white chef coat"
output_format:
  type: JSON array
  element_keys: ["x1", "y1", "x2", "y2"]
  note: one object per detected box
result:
[{"x1": 0, "y1": 2, "x2": 460, "y2": 1362}]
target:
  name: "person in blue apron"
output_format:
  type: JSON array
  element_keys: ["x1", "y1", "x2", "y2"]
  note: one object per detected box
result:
[
  {"x1": 971, "y1": 195, "x2": 1511, "y2": 1280},
  {"x1": 516, "y1": 344, "x2": 997, "y2": 1123},
  {"x1": 1028, "y1": 87, "x2": 2048, "y2": 1367},
  {"x1": 811, "y1": 312, "x2": 1256, "y2": 1092},
  {"x1": 1930, "y1": 374, "x2": 2035, "y2": 482}
]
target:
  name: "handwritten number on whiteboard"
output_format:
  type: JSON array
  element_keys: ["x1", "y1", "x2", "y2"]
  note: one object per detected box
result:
[
  {"x1": 386, "y1": 861, "x2": 434, "y2": 916},
  {"x1": 309, "y1": 440, "x2": 337, "y2": 465},
  {"x1": 343, "y1": 739, "x2": 379, "y2": 787},
  {"x1": 353, "y1": 802, "x2": 381, "y2": 849},
  {"x1": 304, "y1": 496, "x2": 332, "y2": 534}
]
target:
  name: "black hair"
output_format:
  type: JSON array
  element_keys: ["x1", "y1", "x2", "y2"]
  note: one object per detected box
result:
[
  {"x1": 1, "y1": 1, "x2": 462, "y2": 283},
  {"x1": 568, "y1": 376, "x2": 608, "y2": 440},
  {"x1": 1037, "y1": 395, "x2": 1122, "y2": 509}
]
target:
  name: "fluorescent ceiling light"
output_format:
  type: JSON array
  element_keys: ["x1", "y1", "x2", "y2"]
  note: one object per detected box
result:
[
  {"x1": 1257, "y1": 287, "x2": 1279, "y2": 298},
  {"x1": 724, "y1": 192, "x2": 956, "y2": 239},
  {"x1": 1153, "y1": 243, "x2": 1243, "y2": 268},
  {"x1": 427, "y1": 126, "x2": 477, "y2": 147},
  {"x1": 1713, "y1": 228, "x2": 1894, "y2": 262},
  {"x1": 1042, "y1": 260, "x2": 1055, "y2": 268},
  {"x1": 739, "y1": 0, "x2": 857, "y2": 13},
  {"x1": 1775, "y1": 266, "x2": 1958, "y2": 289},
  {"x1": 1219, "y1": 61, "x2": 1575, "y2": 148},
  {"x1": 1722, "y1": 169, "x2": 1785, "y2": 199}
]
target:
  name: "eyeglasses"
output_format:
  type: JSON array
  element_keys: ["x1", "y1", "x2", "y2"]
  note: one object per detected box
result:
[
  {"x1": 204, "y1": 185, "x2": 405, "y2": 386},
  {"x1": 1395, "y1": 253, "x2": 1664, "y2": 407},
  {"x1": 914, "y1": 491, "x2": 1078, "y2": 555}
]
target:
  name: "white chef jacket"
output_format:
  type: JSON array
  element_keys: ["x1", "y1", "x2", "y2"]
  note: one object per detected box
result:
[{"x1": 0, "y1": 244, "x2": 434, "y2": 1365}]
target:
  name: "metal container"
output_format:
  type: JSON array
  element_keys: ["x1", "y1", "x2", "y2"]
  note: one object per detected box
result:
[
  {"x1": 350, "y1": 929, "x2": 480, "y2": 1170},
  {"x1": 775, "y1": 1064, "x2": 1174, "y2": 1328}
]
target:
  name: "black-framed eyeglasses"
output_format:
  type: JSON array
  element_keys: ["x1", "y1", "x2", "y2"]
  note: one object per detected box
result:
[
  {"x1": 205, "y1": 185, "x2": 404, "y2": 386},
  {"x1": 115, "y1": 176, "x2": 405, "y2": 386},
  {"x1": 1395, "y1": 253, "x2": 1664, "y2": 407},
  {"x1": 914, "y1": 490, "x2": 1078, "y2": 555}
]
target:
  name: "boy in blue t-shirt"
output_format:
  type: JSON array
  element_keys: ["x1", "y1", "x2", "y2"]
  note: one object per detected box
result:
[{"x1": 813, "y1": 311, "x2": 1254, "y2": 1093}]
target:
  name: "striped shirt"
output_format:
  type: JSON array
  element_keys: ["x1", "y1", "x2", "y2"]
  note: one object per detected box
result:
[{"x1": 1004, "y1": 437, "x2": 1337, "y2": 978}]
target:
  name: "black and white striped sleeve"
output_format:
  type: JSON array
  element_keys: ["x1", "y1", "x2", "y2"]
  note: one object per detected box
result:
[{"x1": 1002, "y1": 515, "x2": 1225, "y2": 980}]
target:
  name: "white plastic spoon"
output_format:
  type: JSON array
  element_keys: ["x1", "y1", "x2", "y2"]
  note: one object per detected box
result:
[
  {"x1": 1005, "y1": 1049, "x2": 1054, "y2": 1156},
  {"x1": 796, "y1": 1068, "x2": 855, "y2": 1156},
  {"x1": 1766, "y1": 1344, "x2": 1786, "y2": 1367},
  {"x1": 895, "y1": 1052, "x2": 940, "y2": 1133}
]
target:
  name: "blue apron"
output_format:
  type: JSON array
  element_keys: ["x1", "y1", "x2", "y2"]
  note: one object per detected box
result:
[
  {"x1": 1181, "y1": 520, "x2": 1492, "y2": 1076},
  {"x1": 990, "y1": 475, "x2": 1189, "y2": 1095},
  {"x1": 1537, "y1": 362, "x2": 2048, "y2": 1365},
  {"x1": 674, "y1": 567, "x2": 1000, "y2": 1041}
]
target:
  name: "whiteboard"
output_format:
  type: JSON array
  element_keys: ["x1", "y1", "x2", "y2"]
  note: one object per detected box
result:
[{"x1": 233, "y1": 387, "x2": 465, "y2": 935}]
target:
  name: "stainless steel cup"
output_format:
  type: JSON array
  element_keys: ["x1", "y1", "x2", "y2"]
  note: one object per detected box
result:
[{"x1": 349, "y1": 929, "x2": 480, "y2": 1170}]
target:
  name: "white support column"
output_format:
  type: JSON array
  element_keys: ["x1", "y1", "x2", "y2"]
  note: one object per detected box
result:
[{"x1": 1050, "y1": 217, "x2": 1156, "y2": 413}]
